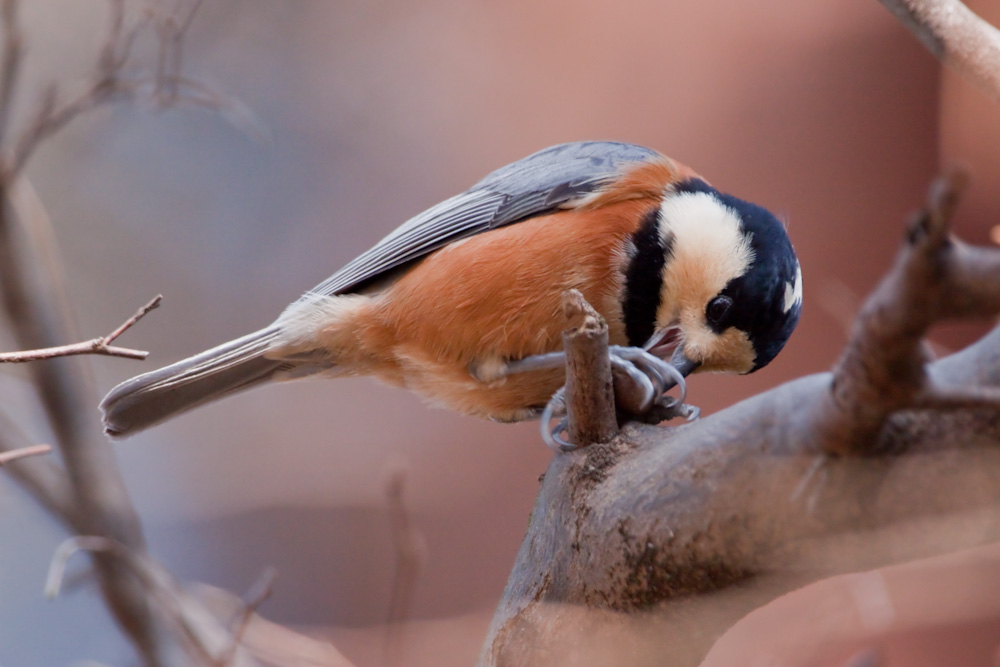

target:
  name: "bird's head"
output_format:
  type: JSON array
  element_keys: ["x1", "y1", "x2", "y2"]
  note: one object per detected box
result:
[{"x1": 622, "y1": 178, "x2": 802, "y2": 381}]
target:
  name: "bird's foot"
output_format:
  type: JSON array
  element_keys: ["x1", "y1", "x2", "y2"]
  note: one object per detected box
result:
[{"x1": 502, "y1": 345, "x2": 699, "y2": 450}]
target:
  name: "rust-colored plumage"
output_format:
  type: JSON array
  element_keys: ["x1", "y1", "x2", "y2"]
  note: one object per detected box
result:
[
  {"x1": 289, "y1": 198, "x2": 661, "y2": 420},
  {"x1": 100, "y1": 141, "x2": 801, "y2": 437}
]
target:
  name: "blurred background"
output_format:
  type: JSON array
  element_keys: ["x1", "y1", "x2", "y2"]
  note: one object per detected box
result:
[{"x1": 0, "y1": 0, "x2": 998, "y2": 664}]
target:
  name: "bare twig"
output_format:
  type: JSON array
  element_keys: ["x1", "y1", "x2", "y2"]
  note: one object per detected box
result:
[
  {"x1": 0, "y1": 442, "x2": 50, "y2": 464},
  {"x1": 0, "y1": 430, "x2": 74, "y2": 523},
  {"x1": 0, "y1": 2, "x2": 259, "y2": 663},
  {"x1": 0, "y1": 295, "x2": 161, "y2": 362},
  {"x1": 104, "y1": 294, "x2": 163, "y2": 344},
  {"x1": 4, "y1": 0, "x2": 262, "y2": 178},
  {"x1": 153, "y1": 0, "x2": 208, "y2": 105},
  {"x1": 561, "y1": 289, "x2": 618, "y2": 446},
  {"x1": 217, "y1": 567, "x2": 278, "y2": 667},
  {"x1": 46, "y1": 536, "x2": 264, "y2": 666}
]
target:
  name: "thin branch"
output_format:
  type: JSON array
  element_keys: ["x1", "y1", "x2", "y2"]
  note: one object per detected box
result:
[
  {"x1": 878, "y1": 0, "x2": 1000, "y2": 100},
  {"x1": 0, "y1": 295, "x2": 161, "y2": 362},
  {"x1": 5, "y1": 0, "x2": 262, "y2": 178},
  {"x1": 105, "y1": 294, "x2": 163, "y2": 343},
  {"x1": 176, "y1": 0, "x2": 205, "y2": 37},
  {"x1": 0, "y1": 442, "x2": 50, "y2": 464},
  {"x1": 561, "y1": 289, "x2": 618, "y2": 446},
  {"x1": 0, "y1": 409, "x2": 77, "y2": 526},
  {"x1": 217, "y1": 567, "x2": 277, "y2": 667},
  {"x1": 8, "y1": 78, "x2": 124, "y2": 178},
  {"x1": 44, "y1": 535, "x2": 115, "y2": 599},
  {"x1": 0, "y1": 0, "x2": 23, "y2": 149},
  {"x1": 0, "y1": 2, "x2": 263, "y2": 664},
  {"x1": 97, "y1": 0, "x2": 126, "y2": 75},
  {"x1": 46, "y1": 535, "x2": 263, "y2": 666}
]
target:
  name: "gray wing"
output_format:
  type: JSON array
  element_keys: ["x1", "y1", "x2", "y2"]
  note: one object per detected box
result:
[{"x1": 309, "y1": 141, "x2": 660, "y2": 297}]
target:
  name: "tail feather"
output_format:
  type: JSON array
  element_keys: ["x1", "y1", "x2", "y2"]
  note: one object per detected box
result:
[{"x1": 101, "y1": 326, "x2": 288, "y2": 438}]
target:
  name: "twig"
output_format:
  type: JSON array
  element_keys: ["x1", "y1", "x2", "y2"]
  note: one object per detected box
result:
[
  {"x1": 4, "y1": 1, "x2": 263, "y2": 178},
  {"x1": 561, "y1": 289, "x2": 618, "y2": 446},
  {"x1": 0, "y1": 295, "x2": 161, "y2": 362},
  {"x1": 0, "y1": 442, "x2": 50, "y2": 464},
  {"x1": 217, "y1": 567, "x2": 278, "y2": 667},
  {"x1": 46, "y1": 535, "x2": 262, "y2": 666},
  {"x1": 0, "y1": 409, "x2": 76, "y2": 524},
  {"x1": 45, "y1": 535, "x2": 115, "y2": 599},
  {"x1": 0, "y1": 2, "x2": 264, "y2": 664}
]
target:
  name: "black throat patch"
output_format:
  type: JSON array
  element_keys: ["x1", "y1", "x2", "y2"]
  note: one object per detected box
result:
[{"x1": 622, "y1": 206, "x2": 672, "y2": 347}]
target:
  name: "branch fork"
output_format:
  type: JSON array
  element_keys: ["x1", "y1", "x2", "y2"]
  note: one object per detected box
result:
[
  {"x1": 820, "y1": 168, "x2": 1000, "y2": 454},
  {"x1": 0, "y1": 295, "x2": 161, "y2": 363}
]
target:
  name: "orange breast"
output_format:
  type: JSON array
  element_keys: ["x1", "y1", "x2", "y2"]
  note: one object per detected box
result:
[{"x1": 347, "y1": 197, "x2": 660, "y2": 419}]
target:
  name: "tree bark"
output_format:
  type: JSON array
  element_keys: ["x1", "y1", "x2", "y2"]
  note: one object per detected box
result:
[{"x1": 479, "y1": 172, "x2": 1000, "y2": 666}]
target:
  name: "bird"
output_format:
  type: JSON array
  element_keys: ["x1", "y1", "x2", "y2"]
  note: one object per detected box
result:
[{"x1": 101, "y1": 141, "x2": 802, "y2": 438}]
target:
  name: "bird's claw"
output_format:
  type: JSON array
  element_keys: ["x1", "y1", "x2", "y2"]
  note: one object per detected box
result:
[
  {"x1": 539, "y1": 388, "x2": 575, "y2": 451},
  {"x1": 532, "y1": 346, "x2": 698, "y2": 451}
]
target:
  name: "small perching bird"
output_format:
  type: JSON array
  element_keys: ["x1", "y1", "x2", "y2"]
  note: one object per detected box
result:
[{"x1": 101, "y1": 141, "x2": 802, "y2": 438}]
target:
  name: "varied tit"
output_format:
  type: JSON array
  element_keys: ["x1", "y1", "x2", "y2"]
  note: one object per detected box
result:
[{"x1": 101, "y1": 141, "x2": 802, "y2": 438}]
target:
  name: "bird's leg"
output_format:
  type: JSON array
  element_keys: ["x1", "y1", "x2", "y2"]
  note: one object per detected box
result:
[{"x1": 500, "y1": 345, "x2": 698, "y2": 450}]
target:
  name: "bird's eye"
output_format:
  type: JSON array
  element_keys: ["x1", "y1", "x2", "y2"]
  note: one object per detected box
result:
[{"x1": 706, "y1": 295, "x2": 733, "y2": 327}]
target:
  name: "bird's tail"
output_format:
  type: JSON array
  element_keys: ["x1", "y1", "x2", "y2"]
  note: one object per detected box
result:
[{"x1": 101, "y1": 326, "x2": 290, "y2": 438}]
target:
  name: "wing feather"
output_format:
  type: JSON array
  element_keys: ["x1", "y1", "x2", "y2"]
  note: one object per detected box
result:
[{"x1": 306, "y1": 141, "x2": 660, "y2": 298}]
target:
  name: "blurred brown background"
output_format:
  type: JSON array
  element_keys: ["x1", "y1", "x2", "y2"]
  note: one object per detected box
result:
[{"x1": 0, "y1": 0, "x2": 998, "y2": 665}]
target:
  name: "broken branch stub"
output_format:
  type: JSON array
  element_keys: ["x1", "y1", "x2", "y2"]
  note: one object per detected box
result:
[{"x1": 561, "y1": 290, "x2": 618, "y2": 446}]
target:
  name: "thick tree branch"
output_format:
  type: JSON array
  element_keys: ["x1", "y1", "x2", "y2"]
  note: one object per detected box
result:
[
  {"x1": 480, "y1": 171, "x2": 1000, "y2": 666},
  {"x1": 811, "y1": 167, "x2": 1000, "y2": 453}
]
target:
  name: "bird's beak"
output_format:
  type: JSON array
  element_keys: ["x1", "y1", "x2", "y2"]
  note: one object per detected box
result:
[
  {"x1": 645, "y1": 344, "x2": 701, "y2": 401},
  {"x1": 669, "y1": 346, "x2": 701, "y2": 379}
]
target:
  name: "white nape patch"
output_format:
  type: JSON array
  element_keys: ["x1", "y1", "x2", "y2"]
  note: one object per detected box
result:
[
  {"x1": 272, "y1": 291, "x2": 370, "y2": 351},
  {"x1": 783, "y1": 263, "x2": 803, "y2": 313},
  {"x1": 658, "y1": 191, "x2": 755, "y2": 285}
]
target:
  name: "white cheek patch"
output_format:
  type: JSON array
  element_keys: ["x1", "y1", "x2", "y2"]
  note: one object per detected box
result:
[
  {"x1": 656, "y1": 191, "x2": 755, "y2": 318},
  {"x1": 783, "y1": 263, "x2": 803, "y2": 313}
]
